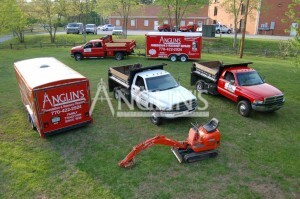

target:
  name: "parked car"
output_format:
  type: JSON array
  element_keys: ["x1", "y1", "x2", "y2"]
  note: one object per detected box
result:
[
  {"x1": 112, "y1": 26, "x2": 124, "y2": 35},
  {"x1": 101, "y1": 24, "x2": 115, "y2": 31},
  {"x1": 214, "y1": 24, "x2": 232, "y2": 34},
  {"x1": 66, "y1": 22, "x2": 84, "y2": 34},
  {"x1": 85, "y1": 24, "x2": 97, "y2": 34},
  {"x1": 158, "y1": 24, "x2": 175, "y2": 32}
]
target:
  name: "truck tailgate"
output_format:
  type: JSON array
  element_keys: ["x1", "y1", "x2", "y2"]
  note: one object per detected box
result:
[{"x1": 34, "y1": 80, "x2": 91, "y2": 134}]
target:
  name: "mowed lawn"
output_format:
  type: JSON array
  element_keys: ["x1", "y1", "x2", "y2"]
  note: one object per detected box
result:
[{"x1": 0, "y1": 48, "x2": 299, "y2": 198}]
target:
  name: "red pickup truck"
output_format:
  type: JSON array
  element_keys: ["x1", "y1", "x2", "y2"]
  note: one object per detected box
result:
[
  {"x1": 70, "y1": 35, "x2": 136, "y2": 61},
  {"x1": 191, "y1": 61, "x2": 285, "y2": 117},
  {"x1": 180, "y1": 24, "x2": 198, "y2": 32}
]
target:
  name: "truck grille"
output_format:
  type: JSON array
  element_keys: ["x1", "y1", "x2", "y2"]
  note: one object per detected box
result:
[
  {"x1": 172, "y1": 99, "x2": 197, "y2": 111},
  {"x1": 264, "y1": 95, "x2": 284, "y2": 105}
]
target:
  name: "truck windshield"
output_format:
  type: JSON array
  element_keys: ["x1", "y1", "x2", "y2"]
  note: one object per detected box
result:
[
  {"x1": 68, "y1": 23, "x2": 79, "y2": 27},
  {"x1": 146, "y1": 74, "x2": 179, "y2": 92},
  {"x1": 236, "y1": 71, "x2": 264, "y2": 86}
]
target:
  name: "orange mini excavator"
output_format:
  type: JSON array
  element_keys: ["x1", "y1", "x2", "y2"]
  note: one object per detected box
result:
[{"x1": 118, "y1": 118, "x2": 221, "y2": 168}]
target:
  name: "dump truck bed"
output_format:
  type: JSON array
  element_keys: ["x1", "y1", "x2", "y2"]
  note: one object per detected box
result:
[{"x1": 108, "y1": 63, "x2": 166, "y2": 91}]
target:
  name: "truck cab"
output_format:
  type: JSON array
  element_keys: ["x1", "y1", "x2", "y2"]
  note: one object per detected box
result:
[
  {"x1": 132, "y1": 69, "x2": 197, "y2": 124},
  {"x1": 217, "y1": 67, "x2": 284, "y2": 116}
]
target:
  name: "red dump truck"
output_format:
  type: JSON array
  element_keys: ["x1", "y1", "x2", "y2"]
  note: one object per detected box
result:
[
  {"x1": 14, "y1": 57, "x2": 93, "y2": 138},
  {"x1": 190, "y1": 61, "x2": 285, "y2": 117},
  {"x1": 70, "y1": 35, "x2": 136, "y2": 61},
  {"x1": 145, "y1": 32, "x2": 202, "y2": 62}
]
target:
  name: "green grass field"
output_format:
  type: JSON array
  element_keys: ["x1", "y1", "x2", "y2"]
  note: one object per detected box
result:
[{"x1": 0, "y1": 47, "x2": 299, "y2": 198}]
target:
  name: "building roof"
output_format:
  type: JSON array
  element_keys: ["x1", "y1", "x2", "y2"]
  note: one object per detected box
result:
[
  {"x1": 14, "y1": 57, "x2": 86, "y2": 89},
  {"x1": 109, "y1": 5, "x2": 209, "y2": 19}
]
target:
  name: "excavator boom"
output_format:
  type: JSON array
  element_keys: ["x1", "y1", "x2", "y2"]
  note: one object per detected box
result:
[{"x1": 118, "y1": 135, "x2": 187, "y2": 168}]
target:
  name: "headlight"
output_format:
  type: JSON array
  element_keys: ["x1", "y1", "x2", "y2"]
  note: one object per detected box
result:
[{"x1": 253, "y1": 100, "x2": 264, "y2": 105}]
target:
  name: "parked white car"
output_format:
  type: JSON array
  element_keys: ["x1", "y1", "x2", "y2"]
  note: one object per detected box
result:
[
  {"x1": 214, "y1": 24, "x2": 232, "y2": 34},
  {"x1": 112, "y1": 26, "x2": 124, "y2": 35},
  {"x1": 100, "y1": 24, "x2": 115, "y2": 31}
]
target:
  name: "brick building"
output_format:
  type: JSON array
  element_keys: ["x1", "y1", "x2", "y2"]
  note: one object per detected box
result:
[
  {"x1": 209, "y1": 0, "x2": 299, "y2": 36},
  {"x1": 109, "y1": 1, "x2": 299, "y2": 36},
  {"x1": 109, "y1": 5, "x2": 209, "y2": 31}
]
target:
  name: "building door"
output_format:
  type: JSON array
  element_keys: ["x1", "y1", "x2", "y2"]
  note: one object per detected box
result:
[
  {"x1": 154, "y1": 21, "x2": 159, "y2": 30},
  {"x1": 290, "y1": 23, "x2": 298, "y2": 36}
]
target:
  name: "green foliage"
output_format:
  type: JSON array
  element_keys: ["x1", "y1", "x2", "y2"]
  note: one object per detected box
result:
[
  {"x1": 97, "y1": 0, "x2": 140, "y2": 38},
  {"x1": 0, "y1": 48, "x2": 299, "y2": 198},
  {"x1": 155, "y1": 0, "x2": 209, "y2": 29},
  {"x1": 283, "y1": 0, "x2": 300, "y2": 67}
]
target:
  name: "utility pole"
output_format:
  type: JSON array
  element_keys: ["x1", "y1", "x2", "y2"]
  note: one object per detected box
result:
[{"x1": 239, "y1": 0, "x2": 250, "y2": 58}]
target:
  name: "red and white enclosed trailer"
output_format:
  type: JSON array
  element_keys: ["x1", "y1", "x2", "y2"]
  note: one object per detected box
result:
[
  {"x1": 14, "y1": 57, "x2": 93, "y2": 138},
  {"x1": 145, "y1": 32, "x2": 202, "y2": 62}
]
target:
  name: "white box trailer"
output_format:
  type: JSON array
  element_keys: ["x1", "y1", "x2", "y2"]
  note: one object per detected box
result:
[{"x1": 14, "y1": 57, "x2": 93, "y2": 138}]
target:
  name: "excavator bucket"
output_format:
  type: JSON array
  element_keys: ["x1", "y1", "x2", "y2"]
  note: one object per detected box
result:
[
  {"x1": 171, "y1": 147, "x2": 183, "y2": 163},
  {"x1": 119, "y1": 158, "x2": 136, "y2": 168}
]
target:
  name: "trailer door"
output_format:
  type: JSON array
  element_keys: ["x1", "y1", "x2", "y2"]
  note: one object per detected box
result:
[{"x1": 35, "y1": 81, "x2": 91, "y2": 134}]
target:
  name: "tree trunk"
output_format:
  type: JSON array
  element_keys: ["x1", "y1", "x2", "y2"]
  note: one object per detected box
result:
[
  {"x1": 233, "y1": 19, "x2": 238, "y2": 49},
  {"x1": 239, "y1": 0, "x2": 250, "y2": 58}
]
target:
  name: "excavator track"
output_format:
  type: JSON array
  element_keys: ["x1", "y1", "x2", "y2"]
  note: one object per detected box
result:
[{"x1": 172, "y1": 148, "x2": 218, "y2": 163}]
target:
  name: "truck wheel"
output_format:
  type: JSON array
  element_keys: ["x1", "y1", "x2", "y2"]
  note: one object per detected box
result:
[
  {"x1": 237, "y1": 100, "x2": 251, "y2": 117},
  {"x1": 227, "y1": 30, "x2": 232, "y2": 34},
  {"x1": 115, "y1": 52, "x2": 124, "y2": 61},
  {"x1": 169, "y1": 55, "x2": 177, "y2": 62},
  {"x1": 179, "y1": 55, "x2": 188, "y2": 62},
  {"x1": 113, "y1": 88, "x2": 121, "y2": 100},
  {"x1": 74, "y1": 53, "x2": 83, "y2": 61},
  {"x1": 150, "y1": 111, "x2": 162, "y2": 126},
  {"x1": 196, "y1": 80, "x2": 205, "y2": 92},
  {"x1": 216, "y1": 30, "x2": 220, "y2": 34}
]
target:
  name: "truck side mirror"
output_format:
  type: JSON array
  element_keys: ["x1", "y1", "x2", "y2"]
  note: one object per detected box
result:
[{"x1": 139, "y1": 86, "x2": 145, "y2": 91}]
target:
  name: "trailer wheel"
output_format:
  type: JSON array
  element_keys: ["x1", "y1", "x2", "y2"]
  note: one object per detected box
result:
[
  {"x1": 169, "y1": 55, "x2": 177, "y2": 62},
  {"x1": 237, "y1": 100, "x2": 251, "y2": 117},
  {"x1": 150, "y1": 110, "x2": 162, "y2": 126},
  {"x1": 196, "y1": 80, "x2": 205, "y2": 92},
  {"x1": 74, "y1": 53, "x2": 83, "y2": 61},
  {"x1": 28, "y1": 114, "x2": 36, "y2": 130},
  {"x1": 179, "y1": 55, "x2": 188, "y2": 62},
  {"x1": 115, "y1": 52, "x2": 124, "y2": 61}
]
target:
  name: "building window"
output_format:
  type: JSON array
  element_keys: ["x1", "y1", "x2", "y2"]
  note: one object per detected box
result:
[
  {"x1": 241, "y1": 4, "x2": 246, "y2": 15},
  {"x1": 144, "y1": 20, "x2": 149, "y2": 26},
  {"x1": 214, "y1": 0, "x2": 219, "y2": 3},
  {"x1": 214, "y1": 7, "x2": 218, "y2": 16},
  {"x1": 180, "y1": 20, "x2": 185, "y2": 26},
  {"x1": 213, "y1": 20, "x2": 217, "y2": 24},
  {"x1": 116, "y1": 20, "x2": 120, "y2": 26},
  {"x1": 131, "y1": 19, "x2": 135, "y2": 27},
  {"x1": 164, "y1": 20, "x2": 168, "y2": 24}
]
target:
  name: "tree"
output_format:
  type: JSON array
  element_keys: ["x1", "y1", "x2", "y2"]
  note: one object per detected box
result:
[
  {"x1": 155, "y1": 0, "x2": 209, "y2": 31},
  {"x1": 31, "y1": 0, "x2": 68, "y2": 43},
  {"x1": 283, "y1": 0, "x2": 300, "y2": 66},
  {"x1": 97, "y1": 0, "x2": 140, "y2": 38},
  {"x1": 221, "y1": 0, "x2": 259, "y2": 49},
  {"x1": 0, "y1": 0, "x2": 28, "y2": 43}
]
